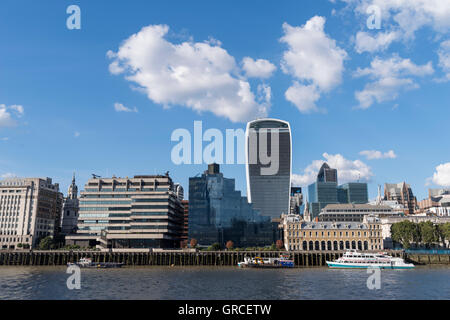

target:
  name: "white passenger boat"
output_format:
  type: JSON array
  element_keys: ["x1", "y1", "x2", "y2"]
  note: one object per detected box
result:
[
  {"x1": 67, "y1": 257, "x2": 124, "y2": 269},
  {"x1": 326, "y1": 250, "x2": 414, "y2": 269}
]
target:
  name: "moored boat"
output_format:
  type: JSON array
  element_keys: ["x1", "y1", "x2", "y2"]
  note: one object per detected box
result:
[
  {"x1": 326, "y1": 250, "x2": 414, "y2": 269},
  {"x1": 238, "y1": 255, "x2": 294, "y2": 268},
  {"x1": 67, "y1": 257, "x2": 124, "y2": 269}
]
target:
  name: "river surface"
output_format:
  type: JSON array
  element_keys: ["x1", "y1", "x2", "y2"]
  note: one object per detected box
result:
[{"x1": 0, "y1": 266, "x2": 449, "y2": 300}]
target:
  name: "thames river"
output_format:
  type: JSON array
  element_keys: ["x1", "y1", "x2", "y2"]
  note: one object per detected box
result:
[{"x1": 0, "y1": 266, "x2": 449, "y2": 300}]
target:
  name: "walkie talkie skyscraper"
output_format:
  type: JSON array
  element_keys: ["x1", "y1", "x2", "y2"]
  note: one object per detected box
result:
[{"x1": 245, "y1": 118, "x2": 292, "y2": 219}]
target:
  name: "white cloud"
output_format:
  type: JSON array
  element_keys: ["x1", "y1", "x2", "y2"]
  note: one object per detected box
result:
[
  {"x1": 354, "y1": 55, "x2": 433, "y2": 108},
  {"x1": 241, "y1": 57, "x2": 276, "y2": 79},
  {"x1": 0, "y1": 104, "x2": 24, "y2": 128},
  {"x1": 341, "y1": 0, "x2": 450, "y2": 38},
  {"x1": 337, "y1": 1, "x2": 450, "y2": 57},
  {"x1": 355, "y1": 31, "x2": 399, "y2": 53},
  {"x1": 74, "y1": 132, "x2": 80, "y2": 138},
  {"x1": 107, "y1": 24, "x2": 270, "y2": 123},
  {"x1": 114, "y1": 102, "x2": 138, "y2": 113},
  {"x1": 359, "y1": 149, "x2": 397, "y2": 160},
  {"x1": 0, "y1": 137, "x2": 9, "y2": 141},
  {"x1": 292, "y1": 153, "x2": 373, "y2": 187},
  {"x1": 437, "y1": 40, "x2": 450, "y2": 82},
  {"x1": 0, "y1": 173, "x2": 16, "y2": 179},
  {"x1": 284, "y1": 83, "x2": 321, "y2": 113},
  {"x1": 431, "y1": 162, "x2": 450, "y2": 186},
  {"x1": 280, "y1": 17, "x2": 347, "y2": 113}
]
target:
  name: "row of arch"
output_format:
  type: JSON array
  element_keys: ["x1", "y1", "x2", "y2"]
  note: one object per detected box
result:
[{"x1": 296, "y1": 240, "x2": 369, "y2": 251}]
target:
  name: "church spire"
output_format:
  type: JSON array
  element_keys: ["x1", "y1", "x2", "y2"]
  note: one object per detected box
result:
[{"x1": 68, "y1": 172, "x2": 78, "y2": 199}]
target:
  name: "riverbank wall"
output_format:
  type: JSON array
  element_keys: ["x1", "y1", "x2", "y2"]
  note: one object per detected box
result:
[{"x1": 1, "y1": 250, "x2": 443, "y2": 267}]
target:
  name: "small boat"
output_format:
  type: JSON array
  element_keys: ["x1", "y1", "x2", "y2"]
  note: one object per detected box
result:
[
  {"x1": 67, "y1": 257, "x2": 124, "y2": 269},
  {"x1": 326, "y1": 250, "x2": 414, "y2": 269},
  {"x1": 238, "y1": 255, "x2": 294, "y2": 268}
]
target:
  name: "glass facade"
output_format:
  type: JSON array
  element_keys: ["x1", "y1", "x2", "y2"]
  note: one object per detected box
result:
[
  {"x1": 308, "y1": 181, "x2": 338, "y2": 219},
  {"x1": 189, "y1": 164, "x2": 276, "y2": 247},
  {"x1": 246, "y1": 119, "x2": 291, "y2": 219},
  {"x1": 308, "y1": 165, "x2": 369, "y2": 219},
  {"x1": 337, "y1": 183, "x2": 368, "y2": 204}
]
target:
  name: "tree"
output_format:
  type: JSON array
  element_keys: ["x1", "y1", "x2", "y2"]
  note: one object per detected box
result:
[
  {"x1": 276, "y1": 240, "x2": 284, "y2": 250},
  {"x1": 210, "y1": 242, "x2": 221, "y2": 251},
  {"x1": 180, "y1": 240, "x2": 188, "y2": 249},
  {"x1": 226, "y1": 240, "x2": 234, "y2": 250},
  {"x1": 190, "y1": 238, "x2": 198, "y2": 248},
  {"x1": 38, "y1": 236, "x2": 54, "y2": 250},
  {"x1": 438, "y1": 223, "x2": 450, "y2": 247},
  {"x1": 391, "y1": 221, "x2": 420, "y2": 249},
  {"x1": 419, "y1": 221, "x2": 438, "y2": 247}
]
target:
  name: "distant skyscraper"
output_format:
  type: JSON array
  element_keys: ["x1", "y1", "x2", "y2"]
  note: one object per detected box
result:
[
  {"x1": 384, "y1": 182, "x2": 418, "y2": 215},
  {"x1": 189, "y1": 164, "x2": 274, "y2": 247},
  {"x1": 308, "y1": 163, "x2": 339, "y2": 219},
  {"x1": 317, "y1": 163, "x2": 337, "y2": 183},
  {"x1": 245, "y1": 118, "x2": 292, "y2": 219},
  {"x1": 337, "y1": 183, "x2": 368, "y2": 204},
  {"x1": 290, "y1": 187, "x2": 303, "y2": 215}
]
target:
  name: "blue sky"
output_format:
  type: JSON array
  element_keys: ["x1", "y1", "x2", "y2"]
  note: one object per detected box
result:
[{"x1": 1, "y1": 0, "x2": 449, "y2": 201}]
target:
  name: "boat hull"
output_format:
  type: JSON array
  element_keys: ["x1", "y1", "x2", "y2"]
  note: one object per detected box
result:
[
  {"x1": 326, "y1": 261, "x2": 414, "y2": 269},
  {"x1": 67, "y1": 262, "x2": 124, "y2": 269},
  {"x1": 238, "y1": 264, "x2": 294, "y2": 268}
]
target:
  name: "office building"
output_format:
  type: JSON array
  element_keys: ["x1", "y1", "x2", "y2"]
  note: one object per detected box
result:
[
  {"x1": 318, "y1": 203, "x2": 396, "y2": 222},
  {"x1": 60, "y1": 174, "x2": 79, "y2": 235},
  {"x1": 418, "y1": 188, "x2": 450, "y2": 211},
  {"x1": 290, "y1": 187, "x2": 303, "y2": 215},
  {"x1": 337, "y1": 183, "x2": 368, "y2": 204},
  {"x1": 384, "y1": 182, "x2": 418, "y2": 215},
  {"x1": 308, "y1": 163, "x2": 339, "y2": 220},
  {"x1": 189, "y1": 164, "x2": 275, "y2": 247},
  {"x1": 246, "y1": 118, "x2": 292, "y2": 219},
  {"x1": 66, "y1": 173, "x2": 184, "y2": 248},
  {"x1": 181, "y1": 200, "x2": 189, "y2": 244},
  {"x1": 0, "y1": 177, "x2": 63, "y2": 249}
]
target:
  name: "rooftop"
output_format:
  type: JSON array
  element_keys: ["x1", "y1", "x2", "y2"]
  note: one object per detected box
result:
[{"x1": 322, "y1": 203, "x2": 392, "y2": 211}]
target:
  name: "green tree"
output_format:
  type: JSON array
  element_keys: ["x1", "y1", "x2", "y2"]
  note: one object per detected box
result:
[
  {"x1": 419, "y1": 221, "x2": 438, "y2": 247},
  {"x1": 438, "y1": 223, "x2": 450, "y2": 246},
  {"x1": 391, "y1": 221, "x2": 420, "y2": 249},
  {"x1": 38, "y1": 236, "x2": 54, "y2": 250},
  {"x1": 209, "y1": 243, "x2": 221, "y2": 251}
]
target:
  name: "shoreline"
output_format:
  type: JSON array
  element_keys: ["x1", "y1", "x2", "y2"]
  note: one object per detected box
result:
[{"x1": 0, "y1": 250, "x2": 449, "y2": 267}]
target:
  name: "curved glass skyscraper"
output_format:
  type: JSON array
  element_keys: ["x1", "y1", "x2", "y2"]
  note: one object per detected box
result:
[{"x1": 245, "y1": 118, "x2": 292, "y2": 219}]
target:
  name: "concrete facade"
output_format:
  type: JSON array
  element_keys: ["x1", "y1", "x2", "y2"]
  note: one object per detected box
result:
[{"x1": 67, "y1": 174, "x2": 184, "y2": 249}]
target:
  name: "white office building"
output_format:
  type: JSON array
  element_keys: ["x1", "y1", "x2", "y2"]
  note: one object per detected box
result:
[{"x1": 0, "y1": 177, "x2": 63, "y2": 249}]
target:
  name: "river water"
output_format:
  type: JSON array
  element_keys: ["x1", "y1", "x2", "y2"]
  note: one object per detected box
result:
[{"x1": 0, "y1": 266, "x2": 449, "y2": 300}]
